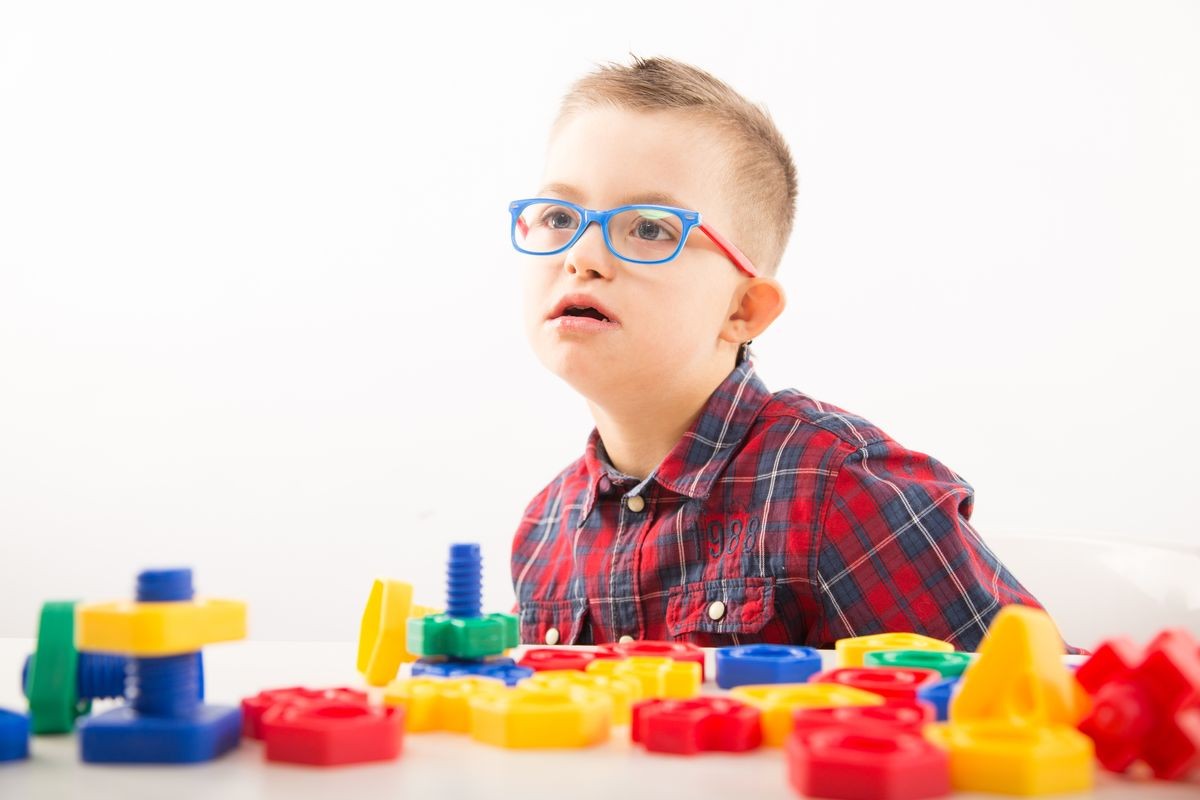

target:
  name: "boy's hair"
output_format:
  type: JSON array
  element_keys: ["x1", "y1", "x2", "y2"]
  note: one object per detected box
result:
[{"x1": 554, "y1": 55, "x2": 798, "y2": 277}]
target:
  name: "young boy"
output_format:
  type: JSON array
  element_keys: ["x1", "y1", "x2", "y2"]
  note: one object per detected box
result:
[{"x1": 509, "y1": 56, "x2": 1077, "y2": 653}]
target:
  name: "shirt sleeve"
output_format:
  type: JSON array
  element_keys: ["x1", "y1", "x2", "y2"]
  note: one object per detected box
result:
[{"x1": 806, "y1": 438, "x2": 1081, "y2": 653}]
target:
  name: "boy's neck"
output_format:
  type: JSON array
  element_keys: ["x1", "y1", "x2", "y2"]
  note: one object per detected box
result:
[{"x1": 587, "y1": 356, "x2": 739, "y2": 481}]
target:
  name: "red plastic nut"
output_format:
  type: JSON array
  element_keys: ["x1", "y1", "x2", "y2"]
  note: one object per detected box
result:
[
  {"x1": 792, "y1": 701, "x2": 935, "y2": 738},
  {"x1": 787, "y1": 725, "x2": 951, "y2": 800},
  {"x1": 599, "y1": 640, "x2": 707, "y2": 680},
  {"x1": 631, "y1": 696, "x2": 761, "y2": 754},
  {"x1": 241, "y1": 686, "x2": 369, "y2": 739},
  {"x1": 260, "y1": 699, "x2": 403, "y2": 766},
  {"x1": 1075, "y1": 628, "x2": 1200, "y2": 780},
  {"x1": 811, "y1": 667, "x2": 943, "y2": 704},
  {"x1": 516, "y1": 648, "x2": 619, "y2": 672}
]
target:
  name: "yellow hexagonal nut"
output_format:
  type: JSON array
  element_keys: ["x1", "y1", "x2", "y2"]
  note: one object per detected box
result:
[
  {"x1": 730, "y1": 682, "x2": 885, "y2": 746},
  {"x1": 835, "y1": 631, "x2": 954, "y2": 667},
  {"x1": 925, "y1": 720, "x2": 1094, "y2": 795},
  {"x1": 357, "y1": 579, "x2": 443, "y2": 687},
  {"x1": 76, "y1": 599, "x2": 246, "y2": 656},
  {"x1": 585, "y1": 656, "x2": 700, "y2": 700},
  {"x1": 520, "y1": 669, "x2": 642, "y2": 725},
  {"x1": 468, "y1": 684, "x2": 611, "y2": 749},
  {"x1": 382, "y1": 676, "x2": 507, "y2": 732}
]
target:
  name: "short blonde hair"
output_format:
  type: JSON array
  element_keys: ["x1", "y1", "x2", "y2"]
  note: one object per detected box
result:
[{"x1": 554, "y1": 55, "x2": 798, "y2": 276}]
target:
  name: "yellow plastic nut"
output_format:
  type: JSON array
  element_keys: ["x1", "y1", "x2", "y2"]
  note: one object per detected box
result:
[
  {"x1": 835, "y1": 631, "x2": 954, "y2": 667},
  {"x1": 468, "y1": 683, "x2": 611, "y2": 749},
  {"x1": 382, "y1": 676, "x2": 507, "y2": 732},
  {"x1": 520, "y1": 669, "x2": 642, "y2": 725},
  {"x1": 585, "y1": 656, "x2": 700, "y2": 700},
  {"x1": 925, "y1": 720, "x2": 1094, "y2": 795},
  {"x1": 356, "y1": 579, "x2": 442, "y2": 687},
  {"x1": 951, "y1": 605, "x2": 1089, "y2": 727},
  {"x1": 730, "y1": 683, "x2": 885, "y2": 746},
  {"x1": 76, "y1": 599, "x2": 246, "y2": 656}
]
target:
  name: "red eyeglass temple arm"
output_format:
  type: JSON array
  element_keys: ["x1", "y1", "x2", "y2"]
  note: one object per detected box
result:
[{"x1": 698, "y1": 222, "x2": 759, "y2": 277}]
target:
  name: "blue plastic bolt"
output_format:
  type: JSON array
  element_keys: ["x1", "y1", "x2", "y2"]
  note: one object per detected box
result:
[
  {"x1": 917, "y1": 675, "x2": 962, "y2": 721},
  {"x1": 0, "y1": 709, "x2": 30, "y2": 762},
  {"x1": 714, "y1": 644, "x2": 824, "y2": 689},
  {"x1": 22, "y1": 651, "x2": 126, "y2": 704},
  {"x1": 446, "y1": 543, "x2": 483, "y2": 618},
  {"x1": 411, "y1": 656, "x2": 533, "y2": 686}
]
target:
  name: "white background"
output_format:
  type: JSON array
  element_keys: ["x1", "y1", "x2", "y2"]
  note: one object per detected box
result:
[{"x1": 1, "y1": 1, "x2": 1197, "y2": 640}]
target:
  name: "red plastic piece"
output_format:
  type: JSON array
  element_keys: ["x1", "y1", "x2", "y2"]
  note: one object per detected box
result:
[
  {"x1": 260, "y1": 699, "x2": 403, "y2": 766},
  {"x1": 811, "y1": 667, "x2": 942, "y2": 704},
  {"x1": 241, "y1": 686, "x2": 369, "y2": 739},
  {"x1": 599, "y1": 640, "x2": 707, "y2": 680},
  {"x1": 787, "y1": 725, "x2": 951, "y2": 800},
  {"x1": 631, "y1": 696, "x2": 761, "y2": 754},
  {"x1": 792, "y1": 701, "x2": 935, "y2": 738},
  {"x1": 516, "y1": 647, "x2": 619, "y2": 672},
  {"x1": 1075, "y1": 628, "x2": 1200, "y2": 780}
]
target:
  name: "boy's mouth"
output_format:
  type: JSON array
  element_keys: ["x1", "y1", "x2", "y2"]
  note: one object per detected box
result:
[
  {"x1": 548, "y1": 294, "x2": 619, "y2": 324},
  {"x1": 560, "y1": 306, "x2": 610, "y2": 322}
]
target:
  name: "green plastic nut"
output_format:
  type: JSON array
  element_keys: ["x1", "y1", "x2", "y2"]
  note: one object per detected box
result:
[
  {"x1": 26, "y1": 601, "x2": 90, "y2": 734},
  {"x1": 407, "y1": 613, "x2": 519, "y2": 660},
  {"x1": 864, "y1": 648, "x2": 974, "y2": 677}
]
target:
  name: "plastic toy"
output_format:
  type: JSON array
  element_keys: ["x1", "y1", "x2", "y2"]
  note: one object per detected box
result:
[
  {"x1": 75, "y1": 568, "x2": 245, "y2": 763},
  {"x1": 585, "y1": 656, "x2": 701, "y2": 700},
  {"x1": 241, "y1": 687, "x2": 369, "y2": 739},
  {"x1": 356, "y1": 578, "x2": 441, "y2": 687},
  {"x1": 22, "y1": 600, "x2": 125, "y2": 734},
  {"x1": 864, "y1": 649, "x2": 973, "y2": 678},
  {"x1": 410, "y1": 656, "x2": 533, "y2": 686},
  {"x1": 407, "y1": 544, "x2": 519, "y2": 661},
  {"x1": 917, "y1": 676, "x2": 961, "y2": 722},
  {"x1": 834, "y1": 632, "x2": 953, "y2": 668},
  {"x1": 729, "y1": 683, "x2": 885, "y2": 746},
  {"x1": 517, "y1": 647, "x2": 618, "y2": 672},
  {"x1": 598, "y1": 640, "x2": 707, "y2": 680},
  {"x1": 925, "y1": 719, "x2": 1093, "y2": 795},
  {"x1": 382, "y1": 676, "x2": 507, "y2": 732},
  {"x1": 631, "y1": 696, "x2": 761, "y2": 754},
  {"x1": 714, "y1": 644, "x2": 822, "y2": 689},
  {"x1": 1075, "y1": 628, "x2": 1200, "y2": 780},
  {"x1": 260, "y1": 699, "x2": 403, "y2": 766},
  {"x1": 791, "y1": 701, "x2": 935, "y2": 738},
  {"x1": 812, "y1": 667, "x2": 943, "y2": 704},
  {"x1": 787, "y1": 726, "x2": 951, "y2": 800},
  {"x1": 0, "y1": 709, "x2": 30, "y2": 762},
  {"x1": 468, "y1": 683, "x2": 610, "y2": 749},
  {"x1": 522, "y1": 670, "x2": 642, "y2": 725}
]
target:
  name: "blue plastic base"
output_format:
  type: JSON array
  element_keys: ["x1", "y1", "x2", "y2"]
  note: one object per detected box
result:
[
  {"x1": 714, "y1": 644, "x2": 823, "y2": 689},
  {"x1": 78, "y1": 704, "x2": 241, "y2": 763},
  {"x1": 0, "y1": 708, "x2": 30, "y2": 762},
  {"x1": 917, "y1": 675, "x2": 961, "y2": 721},
  {"x1": 411, "y1": 656, "x2": 534, "y2": 686}
]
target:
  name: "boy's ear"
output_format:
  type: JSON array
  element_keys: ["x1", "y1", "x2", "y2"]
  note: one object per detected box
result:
[{"x1": 722, "y1": 277, "x2": 787, "y2": 344}]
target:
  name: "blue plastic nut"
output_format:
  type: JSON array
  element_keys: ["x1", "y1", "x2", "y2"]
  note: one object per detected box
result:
[
  {"x1": 411, "y1": 657, "x2": 534, "y2": 686},
  {"x1": 714, "y1": 644, "x2": 824, "y2": 689},
  {"x1": 917, "y1": 675, "x2": 961, "y2": 721},
  {"x1": 0, "y1": 708, "x2": 31, "y2": 762}
]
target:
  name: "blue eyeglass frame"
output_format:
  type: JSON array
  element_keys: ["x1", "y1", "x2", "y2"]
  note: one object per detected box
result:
[{"x1": 508, "y1": 197, "x2": 758, "y2": 277}]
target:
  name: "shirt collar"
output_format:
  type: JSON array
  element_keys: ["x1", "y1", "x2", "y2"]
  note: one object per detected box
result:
[{"x1": 578, "y1": 355, "x2": 773, "y2": 523}]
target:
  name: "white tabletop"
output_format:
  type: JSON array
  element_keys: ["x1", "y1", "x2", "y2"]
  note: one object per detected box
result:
[{"x1": 0, "y1": 638, "x2": 1194, "y2": 800}]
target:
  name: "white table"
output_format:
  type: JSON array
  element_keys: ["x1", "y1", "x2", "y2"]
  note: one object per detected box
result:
[{"x1": 0, "y1": 638, "x2": 1194, "y2": 800}]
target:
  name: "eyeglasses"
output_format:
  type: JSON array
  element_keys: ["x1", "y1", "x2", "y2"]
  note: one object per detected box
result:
[{"x1": 509, "y1": 197, "x2": 758, "y2": 277}]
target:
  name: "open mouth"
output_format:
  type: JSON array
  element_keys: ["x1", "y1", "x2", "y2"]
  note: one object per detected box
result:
[{"x1": 559, "y1": 306, "x2": 611, "y2": 322}]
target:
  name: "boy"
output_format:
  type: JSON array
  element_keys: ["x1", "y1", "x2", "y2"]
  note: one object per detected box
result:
[{"x1": 509, "y1": 56, "x2": 1076, "y2": 653}]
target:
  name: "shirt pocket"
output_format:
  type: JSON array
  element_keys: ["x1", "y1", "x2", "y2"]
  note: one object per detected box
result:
[
  {"x1": 665, "y1": 576, "x2": 777, "y2": 646},
  {"x1": 518, "y1": 596, "x2": 590, "y2": 646}
]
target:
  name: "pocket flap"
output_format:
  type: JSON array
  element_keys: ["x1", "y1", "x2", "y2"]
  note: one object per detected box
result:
[{"x1": 666, "y1": 576, "x2": 776, "y2": 637}]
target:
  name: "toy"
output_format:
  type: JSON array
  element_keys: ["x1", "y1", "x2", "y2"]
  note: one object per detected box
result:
[
  {"x1": 631, "y1": 696, "x2": 761, "y2": 754},
  {"x1": 598, "y1": 640, "x2": 707, "y2": 680},
  {"x1": 714, "y1": 644, "x2": 823, "y2": 689},
  {"x1": 1074, "y1": 628, "x2": 1200, "y2": 780},
  {"x1": 517, "y1": 646, "x2": 618, "y2": 672},
  {"x1": 260, "y1": 699, "x2": 403, "y2": 766},
  {"x1": 788, "y1": 726, "x2": 951, "y2": 800},
  {"x1": 410, "y1": 656, "x2": 533, "y2": 686},
  {"x1": 585, "y1": 656, "x2": 701, "y2": 700},
  {"x1": 382, "y1": 676, "x2": 507, "y2": 732},
  {"x1": 835, "y1": 632, "x2": 953, "y2": 668},
  {"x1": 356, "y1": 579, "x2": 441, "y2": 687},
  {"x1": 22, "y1": 601, "x2": 126, "y2": 734},
  {"x1": 924, "y1": 719, "x2": 1093, "y2": 795},
  {"x1": 0, "y1": 709, "x2": 30, "y2": 762},
  {"x1": 791, "y1": 701, "x2": 935, "y2": 738},
  {"x1": 916, "y1": 676, "x2": 961, "y2": 722},
  {"x1": 74, "y1": 568, "x2": 245, "y2": 763},
  {"x1": 468, "y1": 683, "x2": 610, "y2": 749},
  {"x1": 729, "y1": 683, "x2": 885, "y2": 746},
  {"x1": 407, "y1": 544, "x2": 519, "y2": 661},
  {"x1": 522, "y1": 670, "x2": 642, "y2": 725},
  {"x1": 241, "y1": 687, "x2": 369, "y2": 739},
  {"x1": 864, "y1": 649, "x2": 973, "y2": 678},
  {"x1": 812, "y1": 667, "x2": 943, "y2": 704}
]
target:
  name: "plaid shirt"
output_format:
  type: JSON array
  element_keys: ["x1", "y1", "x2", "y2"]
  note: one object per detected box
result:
[{"x1": 511, "y1": 354, "x2": 1079, "y2": 653}]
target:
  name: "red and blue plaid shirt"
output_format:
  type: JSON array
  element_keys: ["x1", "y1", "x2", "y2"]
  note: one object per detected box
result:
[{"x1": 511, "y1": 353, "x2": 1080, "y2": 653}]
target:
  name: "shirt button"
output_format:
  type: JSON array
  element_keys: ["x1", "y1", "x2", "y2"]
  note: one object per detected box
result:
[
  {"x1": 617, "y1": 635, "x2": 635, "y2": 644},
  {"x1": 707, "y1": 601, "x2": 727, "y2": 621},
  {"x1": 598, "y1": 477, "x2": 612, "y2": 493},
  {"x1": 626, "y1": 495, "x2": 645, "y2": 513},
  {"x1": 544, "y1": 627, "x2": 560, "y2": 645}
]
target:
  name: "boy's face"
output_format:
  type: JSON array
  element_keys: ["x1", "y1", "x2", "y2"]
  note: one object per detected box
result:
[{"x1": 522, "y1": 107, "x2": 754, "y2": 405}]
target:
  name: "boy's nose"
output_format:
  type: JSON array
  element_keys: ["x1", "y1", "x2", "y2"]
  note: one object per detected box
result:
[{"x1": 562, "y1": 222, "x2": 616, "y2": 279}]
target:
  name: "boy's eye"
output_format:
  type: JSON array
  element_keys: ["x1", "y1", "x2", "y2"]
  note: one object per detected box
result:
[
  {"x1": 629, "y1": 209, "x2": 679, "y2": 242},
  {"x1": 538, "y1": 206, "x2": 579, "y2": 230}
]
